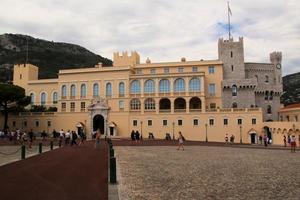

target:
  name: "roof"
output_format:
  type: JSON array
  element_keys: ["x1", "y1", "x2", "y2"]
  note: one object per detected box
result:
[{"x1": 281, "y1": 103, "x2": 300, "y2": 110}]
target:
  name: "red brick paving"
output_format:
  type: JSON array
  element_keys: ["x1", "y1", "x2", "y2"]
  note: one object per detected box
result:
[{"x1": 0, "y1": 140, "x2": 108, "y2": 200}]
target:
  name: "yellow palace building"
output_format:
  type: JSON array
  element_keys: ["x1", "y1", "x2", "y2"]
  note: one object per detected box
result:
[{"x1": 5, "y1": 38, "x2": 300, "y2": 145}]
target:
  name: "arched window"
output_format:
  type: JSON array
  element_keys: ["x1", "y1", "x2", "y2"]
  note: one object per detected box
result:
[
  {"x1": 159, "y1": 79, "x2": 170, "y2": 93},
  {"x1": 41, "y1": 92, "x2": 46, "y2": 106},
  {"x1": 159, "y1": 98, "x2": 171, "y2": 110},
  {"x1": 61, "y1": 85, "x2": 67, "y2": 98},
  {"x1": 269, "y1": 91, "x2": 274, "y2": 100},
  {"x1": 232, "y1": 102, "x2": 237, "y2": 108},
  {"x1": 119, "y1": 82, "x2": 125, "y2": 97},
  {"x1": 70, "y1": 84, "x2": 76, "y2": 98},
  {"x1": 265, "y1": 91, "x2": 269, "y2": 100},
  {"x1": 144, "y1": 98, "x2": 155, "y2": 110},
  {"x1": 267, "y1": 105, "x2": 272, "y2": 114},
  {"x1": 30, "y1": 93, "x2": 35, "y2": 104},
  {"x1": 265, "y1": 75, "x2": 269, "y2": 83},
  {"x1": 174, "y1": 98, "x2": 186, "y2": 109},
  {"x1": 106, "y1": 82, "x2": 112, "y2": 97},
  {"x1": 130, "y1": 98, "x2": 141, "y2": 110},
  {"x1": 174, "y1": 78, "x2": 185, "y2": 92},
  {"x1": 190, "y1": 97, "x2": 201, "y2": 109},
  {"x1": 232, "y1": 85, "x2": 237, "y2": 96},
  {"x1": 52, "y1": 92, "x2": 58, "y2": 104},
  {"x1": 144, "y1": 79, "x2": 155, "y2": 93},
  {"x1": 130, "y1": 80, "x2": 141, "y2": 94},
  {"x1": 80, "y1": 84, "x2": 86, "y2": 98},
  {"x1": 189, "y1": 78, "x2": 201, "y2": 92},
  {"x1": 93, "y1": 83, "x2": 99, "y2": 97}
]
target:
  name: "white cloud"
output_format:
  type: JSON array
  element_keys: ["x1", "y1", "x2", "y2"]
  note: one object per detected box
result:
[{"x1": 0, "y1": 0, "x2": 299, "y2": 75}]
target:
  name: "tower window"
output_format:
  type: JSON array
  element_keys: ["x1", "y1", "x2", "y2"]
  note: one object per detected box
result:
[
  {"x1": 231, "y1": 65, "x2": 234, "y2": 71},
  {"x1": 20, "y1": 74, "x2": 22, "y2": 79},
  {"x1": 231, "y1": 51, "x2": 233, "y2": 58},
  {"x1": 232, "y1": 85, "x2": 237, "y2": 96},
  {"x1": 265, "y1": 75, "x2": 269, "y2": 83}
]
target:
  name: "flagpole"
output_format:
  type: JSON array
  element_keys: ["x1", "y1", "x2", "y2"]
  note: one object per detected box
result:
[{"x1": 228, "y1": 1, "x2": 231, "y2": 39}]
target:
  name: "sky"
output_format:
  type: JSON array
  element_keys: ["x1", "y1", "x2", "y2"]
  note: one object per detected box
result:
[{"x1": 0, "y1": 0, "x2": 299, "y2": 75}]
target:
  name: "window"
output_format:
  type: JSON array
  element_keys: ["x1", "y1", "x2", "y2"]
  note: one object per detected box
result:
[
  {"x1": 20, "y1": 74, "x2": 22, "y2": 79},
  {"x1": 61, "y1": 102, "x2": 66, "y2": 112},
  {"x1": 47, "y1": 121, "x2": 51, "y2": 127},
  {"x1": 254, "y1": 75, "x2": 258, "y2": 82},
  {"x1": 269, "y1": 91, "x2": 273, "y2": 100},
  {"x1": 208, "y1": 66, "x2": 215, "y2": 74},
  {"x1": 163, "y1": 120, "x2": 168, "y2": 126},
  {"x1": 61, "y1": 85, "x2": 67, "y2": 98},
  {"x1": 70, "y1": 102, "x2": 75, "y2": 112},
  {"x1": 23, "y1": 121, "x2": 27, "y2": 127},
  {"x1": 35, "y1": 121, "x2": 39, "y2": 127},
  {"x1": 192, "y1": 66, "x2": 198, "y2": 72},
  {"x1": 231, "y1": 51, "x2": 233, "y2": 58},
  {"x1": 178, "y1": 67, "x2": 184, "y2": 73},
  {"x1": 119, "y1": 82, "x2": 125, "y2": 97},
  {"x1": 144, "y1": 98, "x2": 155, "y2": 110},
  {"x1": 295, "y1": 115, "x2": 298, "y2": 122},
  {"x1": 41, "y1": 92, "x2": 46, "y2": 106},
  {"x1": 12, "y1": 121, "x2": 16, "y2": 127},
  {"x1": 224, "y1": 119, "x2": 228, "y2": 125},
  {"x1": 232, "y1": 85, "x2": 237, "y2": 96},
  {"x1": 159, "y1": 79, "x2": 170, "y2": 93},
  {"x1": 252, "y1": 118, "x2": 256, "y2": 125},
  {"x1": 93, "y1": 83, "x2": 99, "y2": 97},
  {"x1": 133, "y1": 120, "x2": 138, "y2": 126},
  {"x1": 265, "y1": 75, "x2": 269, "y2": 83},
  {"x1": 238, "y1": 119, "x2": 243, "y2": 125},
  {"x1": 52, "y1": 92, "x2": 58, "y2": 104},
  {"x1": 30, "y1": 93, "x2": 35, "y2": 104},
  {"x1": 144, "y1": 80, "x2": 155, "y2": 93},
  {"x1": 81, "y1": 102, "x2": 85, "y2": 112},
  {"x1": 287, "y1": 115, "x2": 290, "y2": 122},
  {"x1": 265, "y1": 91, "x2": 269, "y2": 100},
  {"x1": 210, "y1": 103, "x2": 216, "y2": 109},
  {"x1": 280, "y1": 116, "x2": 283, "y2": 122},
  {"x1": 70, "y1": 85, "x2": 76, "y2": 98},
  {"x1": 231, "y1": 65, "x2": 234, "y2": 71},
  {"x1": 150, "y1": 69, "x2": 156, "y2": 74},
  {"x1": 164, "y1": 68, "x2": 169, "y2": 74},
  {"x1": 148, "y1": 120, "x2": 152, "y2": 126},
  {"x1": 209, "y1": 119, "x2": 214, "y2": 126},
  {"x1": 119, "y1": 100, "x2": 124, "y2": 110},
  {"x1": 130, "y1": 98, "x2": 141, "y2": 110},
  {"x1": 232, "y1": 102, "x2": 237, "y2": 108},
  {"x1": 193, "y1": 119, "x2": 199, "y2": 126},
  {"x1": 208, "y1": 84, "x2": 215, "y2": 96},
  {"x1": 178, "y1": 119, "x2": 183, "y2": 126},
  {"x1": 80, "y1": 84, "x2": 86, "y2": 98},
  {"x1": 130, "y1": 80, "x2": 141, "y2": 94},
  {"x1": 136, "y1": 69, "x2": 142, "y2": 74},
  {"x1": 174, "y1": 78, "x2": 185, "y2": 92},
  {"x1": 267, "y1": 105, "x2": 272, "y2": 114},
  {"x1": 189, "y1": 78, "x2": 201, "y2": 92},
  {"x1": 106, "y1": 82, "x2": 112, "y2": 97}
]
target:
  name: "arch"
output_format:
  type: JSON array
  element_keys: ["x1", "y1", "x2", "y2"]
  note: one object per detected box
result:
[
  {"x1": 130, "y1": 98, "x2": 141, "y2": 110},
  {"x1": 93, "y1": 83, "x2": 99, "y2": 97},
  {"x1": 189, "y1": 97, "x2": 201, "y2": 109},
  {"x1": 93, "y1": 114, "x2": 104, "y2": 134},
  {"x1": 106, "y1": 82, "x2": 112, "y2": 97},
  {"x1": 159, "y1": 79, "x2": 170, "y2": 93},
  {"x1": 144, "y1": 79, "x2": 155, "y2": 93},
  {"x1": 144, "y1": 98, "x2": 155, "y2": 110},
  {"x1": 267, "y1": 105, "x2": 272, "y2": 114},
  {"x1": 232, "y1": 85, "x2": 237, "y2": 96},
  {"x1": 52, "y1": 92, "x2": 58, "y2": 104},
  {"x1": 232, "y1": 102, "x2": 237, "y2": 108},
  {"x1": 80, "y1": 84, "x2": 87, "y2": 98},
  {"x1": 174, "y1": 97, "x2": 186, "y2": 109},
  {"x1": 263, "y1": 126, "x2": 272, "y2": 143},
  {"x1": 159, "y1": 98, "x2": 171, "y2": 110},
  {"x1": 189, "y1": 77, "x2": 201, "y2": 92},
  {"x1": 130, "y1": 80, "x2": 141, "y2": 94},
  {"x1": 119, "y1": 82, "x2": 125, "y2": 97},
  {"x1": 265, "y1": 75, "x2": 269, "y2": 83},
  {"x1": 61, "y1": 85, "x2": 67, "y2": 98},
  {"x1": 174, "y1": 78, "x2": 185, "y2": 92},
  {"x1": 70, "y1": 84, "x2": 76, "y2": 98},
  {"x1": 40, "y1": 92, "x2": 46, "y2": 106}
]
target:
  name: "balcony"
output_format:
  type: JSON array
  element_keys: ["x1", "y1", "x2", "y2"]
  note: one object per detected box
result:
[
  {"x1": 159, "y1": 109, "x2": 171, "y2": 113},
  {"x1": 190, "y1": 109, "x2": 202, "y2": 112},
  {"x1": 174, "y1": 109, "x2": 186, "y2": 113}
]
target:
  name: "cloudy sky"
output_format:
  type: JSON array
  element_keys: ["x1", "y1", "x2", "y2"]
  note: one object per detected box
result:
[{"x1": 0, "y1": 0, "x2": 299, "y2": 75}]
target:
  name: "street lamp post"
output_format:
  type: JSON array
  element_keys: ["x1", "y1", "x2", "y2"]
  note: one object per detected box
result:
[
  {"x1": 240, "y1": 125, "x2": 242, "y2": 144},
  {"x1": 205, "y1": 123, "x2": 208, "y2": 142},
  {"x1": 172, "y1": 122, "x2": 175, "y2": 140}
]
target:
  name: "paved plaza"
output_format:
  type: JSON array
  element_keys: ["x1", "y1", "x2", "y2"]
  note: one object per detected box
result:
[{"x1": 115, "y1": 146, "x2": 300, "y2": 200}]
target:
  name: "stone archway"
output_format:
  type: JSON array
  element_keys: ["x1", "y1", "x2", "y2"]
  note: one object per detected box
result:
[{"x1": 93, "y1": 115, "x2": 105, "y2": 134}]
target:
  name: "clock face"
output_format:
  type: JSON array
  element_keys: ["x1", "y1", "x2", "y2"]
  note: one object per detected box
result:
[{"x1": 276, "y1": 63, "x2": 281, "y2": 69}]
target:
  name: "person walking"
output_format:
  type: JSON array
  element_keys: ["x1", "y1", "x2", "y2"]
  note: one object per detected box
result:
[
  {"x1": 94, "y1": 129, "x2": 101, "y2": 148},
  {"x1": 177, "y1": 131, "x2": 184, "y2": 151},
  {"x1": 225, "y1": 134, "x2": 229, "y2": 144},
  {"x1": 283, "y1": 135, "x2": 287, "y2": 147},
  {"x1": 28, "y1": 129, "x2": 34, "y2": 148},
  {"x1": 290, "y1": 135, "x2": 296, "y2": 153},
  {"x1": 71, "y1": 131, "x2": 78, "y2": 146},
  {"x1": 131, "y1": 130, "x2": 135, "y2": 141},
  {"x1": 65, "y1": 130, "x2": 71, "y2": 145},
  {"x1": 263, "y1": 134, "x2": 268, "y2": 147}
]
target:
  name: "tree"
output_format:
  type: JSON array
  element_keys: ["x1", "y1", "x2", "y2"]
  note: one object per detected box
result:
[{"x1": 0, "y1": 83, "x2": 31, "y2": 130}]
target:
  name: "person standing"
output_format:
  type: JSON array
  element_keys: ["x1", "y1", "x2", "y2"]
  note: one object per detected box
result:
[
  {"x1": 225, "y1": 134, "x2": 229, "y2": 144},
  {"x1": 94, "y1": 129, "x2": 101, "y2": 148},
  {"x1": 71, "y1": 131, "x2": 78, "y2": 146},
  {"x1": 263, "y1": 134, "x2": 268, "y2": 147},
  {"x1": 290, "y1": 135, "x2": 296, "y2": 153},
  {"x1": 283, "y1": 135, "x2": 287, "y2": 147},
  {"x1": 28, "y1": 129, "x2": 34, "y2": 148},
  {"x1": 131, "y1": 130, "x2": 135, "y2": 141},
  {"x1": 65, "y1": 130, "x2": 71, "y2": 145},
  {"x1": 177, "y1": 131, "x2": 184, "y2": 151}
]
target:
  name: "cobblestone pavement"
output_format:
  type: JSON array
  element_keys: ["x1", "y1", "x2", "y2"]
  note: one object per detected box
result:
[{"x1": 115, "y1": 146, "x2": 300, "y2": 200}]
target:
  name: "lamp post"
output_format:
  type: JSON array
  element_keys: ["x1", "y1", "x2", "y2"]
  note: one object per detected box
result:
[
  {"x1": 240, "y1": 125, "x2": 242, "y2": 144},
  {"x1": 172, "y1": 122, "x2": 175, "y2": 140},
  {"x1": 205, "y1": 123, "x2": 208, "y2": 142},
  {"x1": 140, "y1": 121, "x2": 143, "y2": 140}
]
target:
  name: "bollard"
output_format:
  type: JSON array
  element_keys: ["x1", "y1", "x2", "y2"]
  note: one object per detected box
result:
[
  {"x1": 21, "y1": 145, "x2": 25, "y2": 160},
  {"x1": 110, "y1": 157, "x2": 117, "y2": 184},
  {"x1": 110, "y1": 148, "x2": 114, "y2": 158},
  {"x1": 39, "y1": 143, "x2": 42, "y2": 154},
  {"x1": 50, "y1": 141, "x2": 53, "y2": 150}
]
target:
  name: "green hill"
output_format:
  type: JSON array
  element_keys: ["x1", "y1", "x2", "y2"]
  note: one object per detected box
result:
[
  {"x1": 281, "y1": 72, "x2": 300, "y2": 105},
  {"x1": 0, "y1": 33, "x2": 112, "y2": 82}
]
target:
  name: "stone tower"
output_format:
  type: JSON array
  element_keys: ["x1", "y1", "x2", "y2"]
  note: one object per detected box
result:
[{"x1": 270, "y1": 51, "x2": 283, "y2": 86}]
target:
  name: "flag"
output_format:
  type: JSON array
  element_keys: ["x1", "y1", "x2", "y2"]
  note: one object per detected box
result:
[{"x1": 228, "y1": 2, "x2": 232, "y2": 16}]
